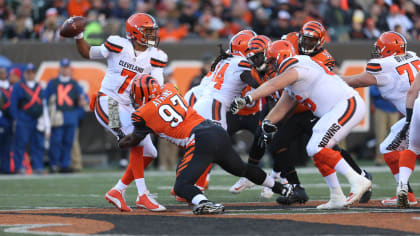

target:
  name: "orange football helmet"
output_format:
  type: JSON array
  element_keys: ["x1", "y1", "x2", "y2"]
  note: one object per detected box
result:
[
  {"x1": 298, "y1": 21, "x2": 326, "y2": 54},
  {"x1": 245, "y1": 35, "x2": 272, "y2": 71},
  {"x1": 372, "y1": 31, "x2": 406, "y2": 58},
  {"x1": 282, "y1": 32, "x2": 299, "y2": 52},
  {"x1": 266, "y1": 40, "x2": 296, "y2": 72},
  {"x1": 228, "y1": 33, "x2": 254, "y2": 56},
  {"x1": 126, "y1": 13, "x2": 160, "y2": 47},
  {"x1": 237, "y1": 29, "x2": 257, "y2": 37},
  {"x1": 130, "y1": 74, "x2": 161, "y2": 107}
]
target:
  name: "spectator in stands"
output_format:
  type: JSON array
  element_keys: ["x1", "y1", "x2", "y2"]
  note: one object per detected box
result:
[
  {"x1": 67, "y1": 0, "x2": 91, "y2": 17},
  {"x1": 230, "y1": 1, "x2": 252, "y2": 29},
  {"x1": 386, "y1": 4, "x2": 413, "y2": 38},
  {"x1": 45, "y1": 58, "x2": 83, "y2": 173},
  {"x1": 251, "y1": 7, "x2": 271, "y2": 35},
  {"x1": 323, "y1": 0, "x2": 352, "y2": 41},
  {"x1": 411, "y1": 19, "x2": 420, "y2": 40},
  {"x1": 349, "y1": 9, "x2": 366, "y2": 39},
  {"x1": 90, "y1": 0, "x2": 111, "y2": 20},
  {"x1": 368, "y1": 2, "x2": 389, "y2": 32},
  {"x1": 39, "y1": 8, "x2": 60, "y2": 43},
  {"x1": 10, "y1": 63, "x2": 49, "y2": 175},
  {"x1": 370, "y1": 85, "x2": 400, "y2": 166},
  {"x1": 179, "y1": 1, "x2": 200, "y2": 34},
  {"x1": 84, "y1": 10, "x2": 103, "y2": 45},
  {"x1": 197, "y1": 8, "x2": 223, "y2": 39},
  {"x1": 0, "y1": 66, "x2": 12, "y2": 174},
  {"x1": 270, "y1": 10, "x2": 296, "y2": 39},
  {"x1": 159, "y1": 19, "x2": 188, "y2": 42},
  {"x1": 111, "y1": 0, "x2": 133, "y2": 20},
  {"x1": 363, "y1": 18, "x2": 381, "y2": 39}
]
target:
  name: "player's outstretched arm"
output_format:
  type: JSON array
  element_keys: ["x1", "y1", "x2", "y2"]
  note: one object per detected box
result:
[
  {"x1": 249, "y1": 68, "x2": 299, "y2": 102},
  {"x1": 341, "y1": 72, "x2": 377, "y2": 88},
  {"x1": 75, "y1": 36, "x2": 91, "y2": 59}
]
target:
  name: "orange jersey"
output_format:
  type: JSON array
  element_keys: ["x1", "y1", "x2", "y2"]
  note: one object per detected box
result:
[
  {"x1": 284, "y1": 32, "x2": 335, "y2": 70},
  {"x1": 131, "y1": 84, "x2": 205, "y2": 147},
  {"x1": 237, "y1": 85, "x2": 262, "y2": 116},
  {"x1": 284, "y1": 32, "x2": 335, "y2": 114}
]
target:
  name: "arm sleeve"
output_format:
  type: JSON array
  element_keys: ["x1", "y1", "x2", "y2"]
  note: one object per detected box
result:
[
  {"x1": 240, "y1": 71, "x2": 260, "y2": 89},
  {"x1": 89, "y1": 45, "x2": 109, "y2": 59}
]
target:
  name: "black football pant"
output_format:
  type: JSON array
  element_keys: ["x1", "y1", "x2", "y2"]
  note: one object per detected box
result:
[
  {"x1": 173, "y1": 120, "x2": 269, "y2": 202},
  {"x1": 226, "y1": 111, "x2": 265, "y2": 163}
]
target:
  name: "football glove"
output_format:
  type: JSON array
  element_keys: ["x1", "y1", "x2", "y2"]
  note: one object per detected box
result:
[
  {"x1": 113, "y1": 128, "x2": 125, "y2": 142},
  {"x1": 258, "y1": 119, "x2": 277, "y2": 148},
  {"x1": 230, "y1": 95, "x2": 252, "y2": 114}
]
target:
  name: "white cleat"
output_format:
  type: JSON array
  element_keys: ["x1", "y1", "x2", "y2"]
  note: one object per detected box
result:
[
  {"x1": 261, "y1": 187, "x2": 274, "y2": 199},
  {"x1": 346, "y1": 175, "x2": 372, "y2": 205},
  {"x1": 397, "y1": 182, "x2": 410, "y2": 208},
  {"x1": 317, "y1": 187, "x2": 347, "y2": 210},
  {"x1": 229, "y1": 177, "x2": 255, "y2": 194}
]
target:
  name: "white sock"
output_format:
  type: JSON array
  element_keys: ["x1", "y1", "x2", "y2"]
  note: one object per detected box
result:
[
  {"x1": 270, "y1": 170, "x2": 280, "y2": 179},
  {"x1": 394, "y1": 173, "x2": 400, "y2": 184},
  {"x1": 399, "y1": 167, "x2": 413, "y2": 185},
  {"x1": 191, "y1": 194, "x2": 208, "y2": 206},
  {"x1": 324, "y1": 172, "x2": 340, "y2": 189},
  {"x1": 262, "y1": 175, "x2": 275, "y2": 188},
  {"x1": 135, "y1": 178, "x2": 147, "y2": 195},
  {"x1": 114, "y1": 180, "x2": 127, "y2": 191},
  {"x1": 334, "y1": 159, "x2": 353, "y2": 176}
]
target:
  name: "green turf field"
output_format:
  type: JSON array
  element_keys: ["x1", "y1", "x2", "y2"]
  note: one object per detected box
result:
[{"x1": 1, "y1": 165, "x2": 418, "y2": 211}]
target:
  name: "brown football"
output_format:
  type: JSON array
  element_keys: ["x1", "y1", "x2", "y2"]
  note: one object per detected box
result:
[{"x1": 59, "y1": 16, "x2": 87, "y2": 38}]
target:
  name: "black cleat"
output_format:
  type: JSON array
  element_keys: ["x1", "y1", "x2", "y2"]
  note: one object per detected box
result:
[
  {"x1": 359, "y1": 170, "x2": 372, "y2": 203},
  {"x1": 276, "y1": 185, "x2": 309, "y2": 205},
  {"x1": 192, "y1": 202, "x2": 225, "y2": 215}
]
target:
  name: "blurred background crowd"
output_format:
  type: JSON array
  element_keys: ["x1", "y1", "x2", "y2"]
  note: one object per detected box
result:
[{"x1": 1, "y1": 0, "x2": 420, "y2": 44}]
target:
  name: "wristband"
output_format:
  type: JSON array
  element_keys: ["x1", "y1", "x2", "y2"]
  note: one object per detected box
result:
[
  {"x1": 406, "y1": 108, "x2": 413, "y2": 122},
  {"x1": 244, "y1": 95, "x2": 253, "y2": 104},
  {"x1": 74, "y1": 32, "x2": 84, "y2": 40}
]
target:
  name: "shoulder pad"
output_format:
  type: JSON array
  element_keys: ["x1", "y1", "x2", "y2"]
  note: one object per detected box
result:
[
  {"x1": 278, "y1": 57, "x2": 299, "y2": 74},
  {"x1": 366, "y1": 59, "x2": 383, "y2": 73},
  {"x1": 238, "y1": 60, "x2": 251, "y2": 69},
  {"x1": 104, "y1": 35, "x2": 125, "y2": 53},
  {"x1": 150, "y1": 49, "x2": 168, "y2": 68}
]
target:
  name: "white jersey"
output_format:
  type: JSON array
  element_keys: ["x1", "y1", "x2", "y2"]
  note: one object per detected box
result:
[
  {"x1": 94, "y1": 35, "x2": 168, "y2": 104},
  {"x1": 183, "y1": 72, "x2": 212, "y2": 105},
  {"x1": 366, "y1": 51, "x2": 420, "y2": 115},
  {"x1": 281, "y1": 55, "x2": 357, "y2": 117},
  {"x1": 199, "y1": 55, "x2": 252, "y2": 108}
]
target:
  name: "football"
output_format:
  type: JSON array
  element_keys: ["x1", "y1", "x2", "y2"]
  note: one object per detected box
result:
[{"x1": 59, "y1": 16, "x2": 87, "y2": 38}]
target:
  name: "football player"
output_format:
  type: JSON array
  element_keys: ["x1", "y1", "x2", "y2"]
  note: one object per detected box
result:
[
  {"x1": 74, "y1": 13, "x2": 167, "y2": 212},
  {"x1": 231, "y1": 40, "x2": 372, "y2": 209},
  {"x1": 119, "y1": 74, "x2": 292, "y2": 214},
  {"x1": 271, "y1": 21, "x2": 371, "y2": 205},
  {"x1": 180, "y1": 33, "x2": 269, "y2": 194},
  {"x1": 342, "y1": 31, "x2": 419, "y2": 207},
  {"x1": 397, "y1": 71, "x2": 420, "y2": 208}
]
